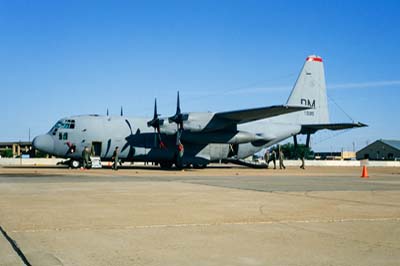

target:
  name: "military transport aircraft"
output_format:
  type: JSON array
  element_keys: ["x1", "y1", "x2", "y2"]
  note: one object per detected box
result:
[{"x1": 33, "y1": 55, "x2": 366, "y2": 169}]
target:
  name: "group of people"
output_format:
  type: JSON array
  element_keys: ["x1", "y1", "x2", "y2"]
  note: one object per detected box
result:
[
  {"x1": 80, "y1": 143, "x2": 307, "y2": 171},
  {"x1": 264, "y1": 145, "x2": 305, "y2": 170},
  {"x1": 264, "y1": 146, "x2": 286, "y2": 170},
  {"x1": 77, "y1": 142, "x2": 184, "y2": 171},
  {"x1": 80, "y1": 146, "x2": 120, "y2": 170}
]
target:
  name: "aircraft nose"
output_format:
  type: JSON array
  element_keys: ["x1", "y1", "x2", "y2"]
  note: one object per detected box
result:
[{"x1": 32, "y1": 134, "x2": 54, "y2": 154}]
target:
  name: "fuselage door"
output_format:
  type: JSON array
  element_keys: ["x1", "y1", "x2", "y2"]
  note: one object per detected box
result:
[{"x1": 92, "y1": 141, "x2": 102, "y2": 156}]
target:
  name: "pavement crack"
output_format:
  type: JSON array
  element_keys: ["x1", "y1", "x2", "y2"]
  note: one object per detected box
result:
[{"x1": 0, "y1": 225, "x2": 32, "y2": 266}]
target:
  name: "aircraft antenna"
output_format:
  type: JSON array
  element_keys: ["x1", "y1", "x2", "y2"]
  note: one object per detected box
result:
[
  {"x1": 312, "y1": 129, "x2": 351, "y2": 146},
  {"x1": 327, "y1": 95, "x2": 354, "y2": 122}
]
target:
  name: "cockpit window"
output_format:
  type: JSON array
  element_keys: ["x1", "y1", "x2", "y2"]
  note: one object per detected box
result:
[
  {"x1": 58, "y1": 132, "x2": 68, "y2": 140},
  {"x1": 65, "y1": 119, "x2": 75, "y2": 129},
  {"x1": 49, "y1": 119, "x2": 75, "y2": 135}
]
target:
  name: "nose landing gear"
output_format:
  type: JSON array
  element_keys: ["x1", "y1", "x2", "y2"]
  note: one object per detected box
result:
[{"x1": 70, "y1": 160, "x2": 81, "y2": 168}]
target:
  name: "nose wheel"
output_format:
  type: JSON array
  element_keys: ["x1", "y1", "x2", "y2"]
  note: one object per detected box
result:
[
  {"x1": 70, "y1": 160, "x2": 81, "y2": 168},
  {"x1": 159, "y1": 162, "x2": 173, "y2": 169}
]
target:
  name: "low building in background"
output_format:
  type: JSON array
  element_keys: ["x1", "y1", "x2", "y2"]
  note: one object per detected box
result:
[
  {"x1": 0, "y1": 141, "x2": 34, "y2": 158},
  {"x1": 356, "y1": 139, "x2": 400, "y2": 161},
  {"x1": 314, "y1": 151, "x2": 356, "y2": 160}
]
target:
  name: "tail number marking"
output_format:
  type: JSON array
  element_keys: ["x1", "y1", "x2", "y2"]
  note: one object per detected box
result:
[
  {"x1": 301, "y1": 98, "x2": 316, "y2": 109},
  {"x1": 301, "y1": 98, "x2": 315, "y2": 116}
]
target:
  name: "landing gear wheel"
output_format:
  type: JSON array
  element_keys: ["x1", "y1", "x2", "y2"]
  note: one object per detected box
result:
[
  {"x1": 175, "y1": 162, "x2": 188, "y2": 170},
  {"x1": 70, "y1": 160, "x2": 80, "y2": 169},
  {"x1": 160, "y1": 162, "x2": 173, "y2": 169},
  {"x1": 193, "y1": 164, "x2": 207, "y2": 169}
]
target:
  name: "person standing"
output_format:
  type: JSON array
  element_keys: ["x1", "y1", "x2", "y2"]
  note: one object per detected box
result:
[
  {"x1": 264, "y1": 150, "x2": 270, "y2": 169},
  {"x1": 278, "y1": 146, "x2": 286, "y2": 170},
  {"x1": 270, "y1": 150, "x2": 277, "y2": 169},
  {"x1": 82, "y1": 146, "x2": 90, "y2": 169},
  {"x1": 300, "y1": 150, "x2": 305, "y2": 170},
  {"x1": 81, "y1": 147, "x2": 86, "y2": 169},
  {"x1": 112, "y1": 146, "x2": 119, "y2": 171}
]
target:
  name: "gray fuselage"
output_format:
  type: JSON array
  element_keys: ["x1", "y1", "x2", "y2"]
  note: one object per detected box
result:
[{"x1": 33, "y1": 113, "x2": 301, "y2": 165}]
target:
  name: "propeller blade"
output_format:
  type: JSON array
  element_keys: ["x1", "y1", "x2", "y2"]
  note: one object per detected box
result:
[
  {"x1": 147, "y1": 98, "x2": 166, "y2": 148},
  {"x1": 153, "y1": 98, "x2": 158, "y2": 120},
  {"x1": 176, "y1": 91, "x2": 181, "y2": 115},
  {"x1": 153, "y1": 128, "x2": 158, "y2": 147},
  {"x1": 147, "y1": 98, "x2": 161, "y2": 128},
  {"x1": 167, "y1": 91, "x2": 186, "y2": 146},
  {"x1": 168, "y1": 91, "x2": 182, "y2": 124},
  {"x1": 176, "y1": 129, "x2": 181, "y2": 145}
]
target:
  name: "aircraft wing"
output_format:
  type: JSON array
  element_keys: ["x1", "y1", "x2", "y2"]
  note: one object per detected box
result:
[
  {"x1": 300, "y1": 122, "x2": 368, "y2": 134},
  {"x1": 215, "y1": 105, "x2": 309, "y2": 124}
]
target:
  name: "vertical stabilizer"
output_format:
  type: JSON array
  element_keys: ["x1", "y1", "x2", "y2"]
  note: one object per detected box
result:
[{"x1": 286, "y1": 55, "x2": 329, "y2": 124}]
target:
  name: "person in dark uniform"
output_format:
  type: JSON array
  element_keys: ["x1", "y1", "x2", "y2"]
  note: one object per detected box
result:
[
  {"x1": 269, "y1": 150, "x2": 277, "y2": 169},
  {"x1": 300, "y1": 150, "x2": 305, "y2": 170},
  {"x1": 112, "y1": 146, "x2": 119, "y2": 171}
]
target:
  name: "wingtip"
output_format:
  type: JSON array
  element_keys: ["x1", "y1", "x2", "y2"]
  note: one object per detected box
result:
[{"x1": 357, "y1": 122, "x2": 368, "y2": 127}]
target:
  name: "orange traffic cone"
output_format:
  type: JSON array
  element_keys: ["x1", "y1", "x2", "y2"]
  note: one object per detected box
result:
[{"x1": 361, "y1": 165, "x2": 369, "y2": 178}]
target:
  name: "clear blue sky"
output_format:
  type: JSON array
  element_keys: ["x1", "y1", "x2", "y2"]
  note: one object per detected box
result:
[{"x1": 1, "y1": 0, "x2": 399, "y2": 151}]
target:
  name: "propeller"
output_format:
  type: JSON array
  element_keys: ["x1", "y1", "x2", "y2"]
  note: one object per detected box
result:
[
  {"x1": 147, "y1": 98, "x2": 165, "y2": 148},
  {"x1": 168, "y1": 91, "x2": 184, "y2": 130},
  {"x1": 168, "y1": 91, "x2": 186, "y2": 145}
]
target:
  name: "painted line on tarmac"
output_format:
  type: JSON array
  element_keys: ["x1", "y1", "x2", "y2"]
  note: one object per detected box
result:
[{"x1": 10, "y1": 217, "x2": 400, "y2": 233}]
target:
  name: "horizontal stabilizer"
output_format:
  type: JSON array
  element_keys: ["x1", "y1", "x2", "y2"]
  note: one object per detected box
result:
[
  {"x1": 215, "y1": 105, "x2": 309, "y2": 124},
  {"x1": 301, "y1": 122, "x2": 367, "y2": 134}
]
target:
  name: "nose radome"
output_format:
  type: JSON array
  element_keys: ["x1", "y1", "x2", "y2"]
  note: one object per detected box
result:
[{"x1": 32, "y1": 134, "x2": 54, "y2": 154}]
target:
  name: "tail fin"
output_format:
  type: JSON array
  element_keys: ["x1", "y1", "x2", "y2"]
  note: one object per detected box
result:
[{"x1": 286, "y1": 55, "x2": 329, "y2": 124}]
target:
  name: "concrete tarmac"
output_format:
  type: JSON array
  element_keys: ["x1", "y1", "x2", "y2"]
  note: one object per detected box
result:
[{"x1": 0, "y1": 165, "x2": 399, "y2": 266}]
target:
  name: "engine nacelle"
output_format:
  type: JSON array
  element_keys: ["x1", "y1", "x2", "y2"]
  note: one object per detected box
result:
[{"x1": 182, "y1": 112, "x2": 231, "y2": 132}]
